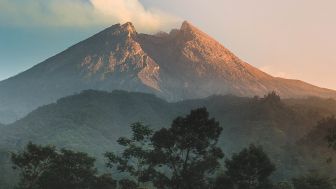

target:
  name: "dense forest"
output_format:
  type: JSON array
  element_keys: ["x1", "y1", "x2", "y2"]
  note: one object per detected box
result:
[{"x1": 1, "y1": 90, "x2": 336, "y2": 188}]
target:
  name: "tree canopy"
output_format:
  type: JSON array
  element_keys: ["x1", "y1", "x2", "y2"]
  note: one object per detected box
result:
[
  {"x1": 11, "y1": 142, "x2": 116, "y2": 189},
  {"x1": 292, "y1": 173, "x2": 334, "y2": 189},
  {"x1": 224, "y1": 144, "x2": 275, "y2": 189}
]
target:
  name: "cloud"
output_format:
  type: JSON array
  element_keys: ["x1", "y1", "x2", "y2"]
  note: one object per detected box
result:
[
  {"x1": 0, "y1": 0, "x2": 180, "y2": 33},
  {"x1": 259, "y1": 65, "x2": 293, "y2": 79}
]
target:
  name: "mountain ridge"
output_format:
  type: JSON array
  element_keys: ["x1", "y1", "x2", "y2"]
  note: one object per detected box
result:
[
  {"x1": 0, "y1": 21, "x2": 335, "y2": 123},
  {"x1": 1, "y1": 90, "x2": 336, "y2": 185}
]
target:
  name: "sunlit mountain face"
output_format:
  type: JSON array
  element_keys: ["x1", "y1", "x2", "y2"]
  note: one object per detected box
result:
[{"x1": 0, "y1": 21, "x2": 335, "y2": 124}]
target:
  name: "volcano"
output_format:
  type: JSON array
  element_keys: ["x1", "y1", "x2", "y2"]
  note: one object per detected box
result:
[{"x1": 0, "y1": 21, "x2": 335, "y2": 123}]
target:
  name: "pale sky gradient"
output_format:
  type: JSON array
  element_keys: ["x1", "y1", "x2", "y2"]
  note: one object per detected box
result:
[{"x1": 0, "y1": 0, "x2": 335, "y2": 89}]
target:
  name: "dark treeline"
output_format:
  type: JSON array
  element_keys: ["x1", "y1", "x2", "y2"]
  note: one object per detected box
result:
[{"x1": 10, "y1": 107, "x2": 336, "y2": 189}]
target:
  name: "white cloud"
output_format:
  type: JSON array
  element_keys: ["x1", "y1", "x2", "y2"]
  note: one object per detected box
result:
[
  {"x1": 259, "y1": 65, "x2": 293, "y2": 79},
  {"x1": 0, "y1": 0, "x2": 180, "y2": 33}
]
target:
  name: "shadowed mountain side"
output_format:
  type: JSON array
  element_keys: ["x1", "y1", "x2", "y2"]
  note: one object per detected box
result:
[
  {"x1": 1, "y1": 90, "x2": 336, "y2": 183},
  {"x1": 0, "y1": 21, "x2": 335, "y2": 124}
]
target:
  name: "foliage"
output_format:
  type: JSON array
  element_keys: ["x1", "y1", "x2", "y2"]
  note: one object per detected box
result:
[
  {"x1": 11, "y1": 142, "x2": 115, "y2": 189},
  {"x1": 119, "y1": 179, "x2": 138, "y2": 189},
  {"x1": 149, "y1": 107, "x2": 224, "y2": 189},
  {"x1": 212, "y1": 174, "x2": 234, "y2": 189},
  {"x1": 225, "y1": 144, "x2": 276, "y2": 189},
  {"x1": 273, "y1": 181, "x2": 293, "y2": 189},
  {"x1": 105, "y1": 108, "x2": 224, "y2": 189},
  {"x1": 105, "y1": 122, "x2": 154, "y2": 186},
  {"x1": 37, "y1": 149, "x2": 97, "y2": 189},
  {"x1": 323, "y1": 116, "x2": 336, "y2": 150},
  {"x1": 93, "y1": 174, "x2": 117, "y2": 189},
  {"x1": 2, "y1": 90, "x2": 336, "y2": 187},
  {"x1": 2, "y1": 91, "x2": 336, "y2": 188},
  {"x1": 11, "y1": 142, "x2": 57, "y2": 189},
  {"x1": 292, "y1": 173, "x2": 334, "y2": 189},
  {"x1": 262, "y1": 91, "x2": 282, "y2": 105}
]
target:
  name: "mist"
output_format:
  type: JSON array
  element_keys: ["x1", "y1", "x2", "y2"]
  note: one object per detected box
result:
[{"x1": 0, "y1": 0, "x2": 180, "y2": 33}]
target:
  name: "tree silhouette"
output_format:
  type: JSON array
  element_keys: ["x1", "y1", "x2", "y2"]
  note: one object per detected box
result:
[
  {"x1": 212, "y1": 174, "x2": 234, "y2": 189},
  {"x1": 150, "y1": 107, "x2": 224, "y2": 189},
  {"x1": 38, "y1": 149, "x2": 97, "y2": 189},
  {"x1": 118, "y1": 179, "x2": 138, "y2": 189},
  {"x1": 93, "y1": 174, "x2": 117, "y2": 189},
  {"x1": 323, "y1": 116, "x2": 336, "y2": 150},
  {"x1": 262, "y1": 91, "x2": 281, "y2": 105},
  {"x1": 273, "y1": 181, "x2": 293, "y2": 189},
  {"x1": 105, "y1": 122, "x2": 154, "y2": 187},
  {"x1": 11, "y1": 142, "x2": 56, "y2": 189},
  {"x1": 292, "y1": 173, "x2": 334, "y2": 189},
  {"x1": 225, "y1": 144, "x2": 275, "y2": 189},
  {"x1": 12, "y1": 142, "x2": 114, "y2": 189}
]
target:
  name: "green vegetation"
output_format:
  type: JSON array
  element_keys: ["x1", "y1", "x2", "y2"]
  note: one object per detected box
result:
[
  {"x1": 105, "y1": 122, "x2": 154, "y2": 186},
  {"x1": 105, "y1": 108, "x2": 224, "y2": 189},
  {"x1": 1, "y1": 91, "x2": 336, "y2": 188},
  {"x1": 11, "y1": 142, "x2": 116, "y2": 189},
  {"x1": 324, "y1": 117, "x2": 336, "y2": 150},
  {"x1": 292, "y1": 172, "x2": 334, "y2": 189},
  {"x1": 149, "y1": 108, "x2": 223, "y2": 189},
  {"x1": 224, "y1": 144, "x2": 275, "y2": 189}
]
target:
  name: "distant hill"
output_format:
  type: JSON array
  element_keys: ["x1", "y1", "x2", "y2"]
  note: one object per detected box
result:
[
  {"x1": 1, "y1": 21, "x2": 335, "y2": 124},
  {"x1": 1, "y1": 90, "x2": 336, "y2": 187}
]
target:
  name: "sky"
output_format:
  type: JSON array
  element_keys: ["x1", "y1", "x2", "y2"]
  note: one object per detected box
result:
[{"x1": 0, "y1": 0, "x2": 335, "y2": 89}]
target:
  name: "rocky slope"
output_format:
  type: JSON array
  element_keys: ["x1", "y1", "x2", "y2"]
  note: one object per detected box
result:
[{"x1": 0, "y1": 21, "x2": 335, "y2": 123}]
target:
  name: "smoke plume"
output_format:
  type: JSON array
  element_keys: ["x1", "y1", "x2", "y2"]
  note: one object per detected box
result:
[{"x1": 0, "y1": 0, "x2": 180, "y2": 33}]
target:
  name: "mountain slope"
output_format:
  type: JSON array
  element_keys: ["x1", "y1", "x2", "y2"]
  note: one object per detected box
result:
[
  {"x1": 1, "y1": 90, "x2": 336, "y2": 185},
  {"x1": 0, "y1": 21, "x2": 335, "y2": 123},
  {"x1": 0, "y1": 23, "x2": 160, "y2": 123},
  {"x1": 137, "y1": 21, "x2": 336, "y2": 99}
]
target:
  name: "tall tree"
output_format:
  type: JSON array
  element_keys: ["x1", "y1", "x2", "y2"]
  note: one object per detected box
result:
[
  {"x1": 12, "y1": 142, "x2": 114, "y2": 189},
  {"x1": 292, "y1": 173, "x2": 334, "y2": 189},
  {"x1": 224, "y1": 144, "x2": 275, "y2": 189},
  {"x1": 150, "y1": 107, "x2": 224, "y2": 189},
  {"x1": 38, "y1": 149, "x2": 97, "y2": 189},
  {"x1": 11, "y1": 142, "x2": 56, "y2": 189},
  {"x1": 212, "y1": 174, "x2": 234, "y2": 189},
  {"x1": 324, "y1": 116, "x2": 336, "y2": 150},
  {"x1": 105, "y1": 122, "x2": 154, "y2": 187},
  {"x1": 273, "y1": 182, "x2": 293, "y2": 189},
  {"x1": 93, "y1": 174, "x2": 117, "y2": 189}
]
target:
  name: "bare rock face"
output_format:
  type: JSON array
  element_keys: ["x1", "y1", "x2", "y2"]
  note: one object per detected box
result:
[
  {"x1": 137, "y1": 21, "x2": 336, "y2": 99},
  {"x1": 0, "y1": 21, "x2": 335, "y2": 123},
  {"x1": 77, "y1": 22, "x2": 161, "y2": 91}
]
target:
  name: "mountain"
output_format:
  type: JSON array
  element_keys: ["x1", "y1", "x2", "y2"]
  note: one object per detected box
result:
[
  {"x1": 1, "y1": 21, "x2": 335, "y2": 123},
  {"x1": 1, "y1": 90, "x2": 336, "y2": 185}
]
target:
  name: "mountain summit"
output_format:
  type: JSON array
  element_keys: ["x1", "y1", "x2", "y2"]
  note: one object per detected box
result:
[{"x1": 0, "y1": 21, "x2": 335, "y2": 123}]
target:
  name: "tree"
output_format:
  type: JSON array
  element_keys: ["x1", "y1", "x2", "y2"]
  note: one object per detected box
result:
[
  {"x1": 262, "y1": 91, "x2": 281, "y2": 105},
  {"x1": 225, "y1": 144, "x2": 275, "y2": 189},
  {"x1": 12, "y1": 142, "x2": 113, "y2": 189},
  {"x1": 323, "y1": 116, "x2": 336, "y2": 150},
  {"x1": 38, "y1": 149, "x2": 97, "y2": 189},
  {"x1": 273, "y1": 182, "x2": 293, "y2": 189},
  {"x1": 150, "y1": 107, "x2": 224, "y2": 189},
  {"x1": 212, "y1": 174, "x2": 234, "y2": 189},
  {"x1": 118, "y1": 179, "x2": 138, "y2": 189},
  {"x1": 93, "y1": 174, "x2": 117, "y2": 189},
  {"x1": 105, "y1": 122, "x2": 154, "y2": 187},
  {"x1": 11, "y1": 142, "x2": 57, "y2": 189},
  {"x1": 292, "y1": 173, "x2": 334, "y2": 189}
]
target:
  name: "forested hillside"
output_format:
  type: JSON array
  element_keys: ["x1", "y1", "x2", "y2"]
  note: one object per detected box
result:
[{"x1": 0, "y1": 90, "x2": 336, "y2": 188}]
